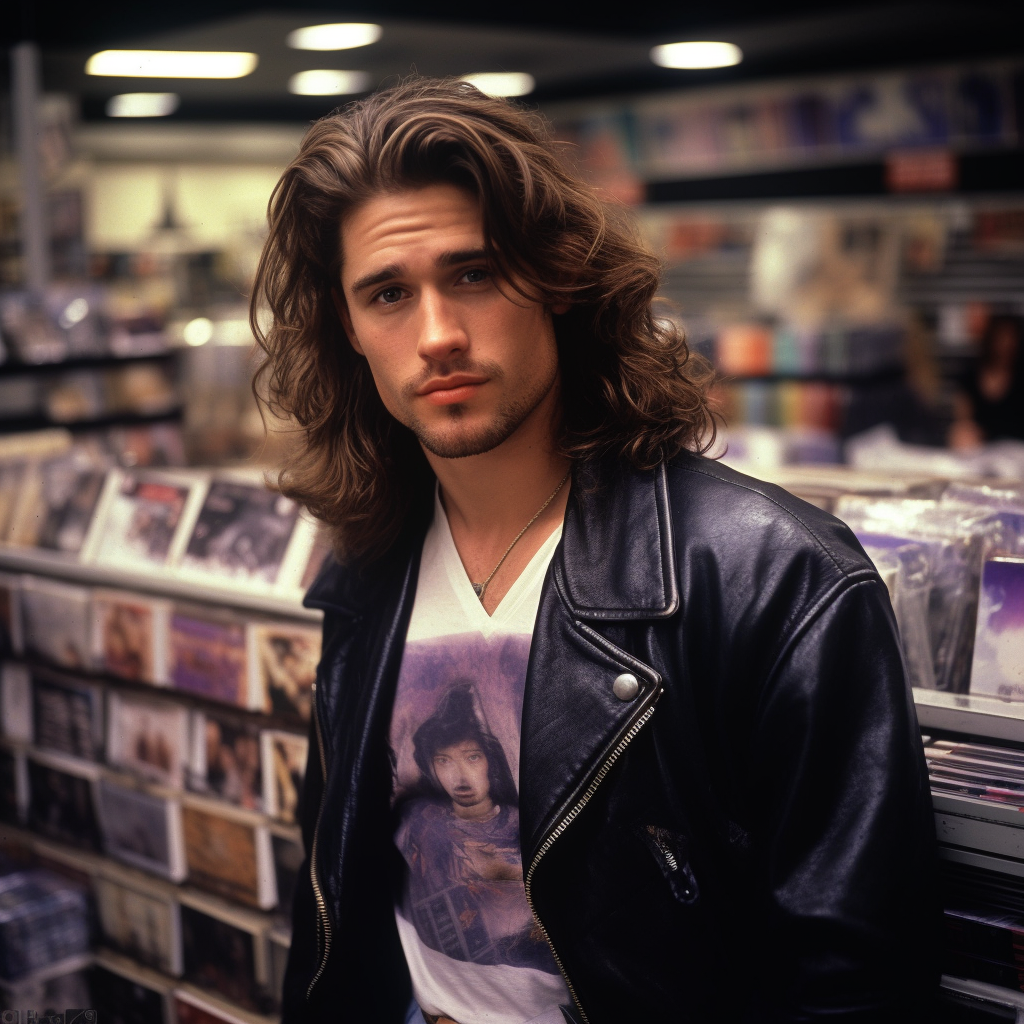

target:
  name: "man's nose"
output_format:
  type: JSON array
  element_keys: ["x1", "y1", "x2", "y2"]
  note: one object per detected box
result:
[{"x1": 417, "y1": 289, "x2": 468, "y2": 361}]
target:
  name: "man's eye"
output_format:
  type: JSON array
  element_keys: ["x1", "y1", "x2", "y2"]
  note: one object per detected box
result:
[
  {"x1": 377, "y1": 287, "x2": 403, "y2": 304},
  {"x1": 462, "y1": 268, "x2": 488, "y2": 284}
]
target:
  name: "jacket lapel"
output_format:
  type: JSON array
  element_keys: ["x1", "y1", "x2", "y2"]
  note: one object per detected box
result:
[{"x1": 519, "y1": 461, "x2": 678, "y2": 863}]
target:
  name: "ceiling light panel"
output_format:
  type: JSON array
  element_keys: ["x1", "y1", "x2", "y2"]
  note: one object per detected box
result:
[
  {"x1": 461, "y1": 73, "x2": 535, "y2": 98},
  {"x1": 650, "y1": 41, "x2": 743, "y2": 70},
  {"x1": 288, "y1": 70, "x2": 371, "y2": 96},
  {"x1": 86, "y1": 50, "x2": 258, "y2": 79},
  {"x1": 287, "y1": 23, "x2": 382, "y2": 51},
  {"x1": 106, "y1": 93, "x2": 180, "y2": 117}
]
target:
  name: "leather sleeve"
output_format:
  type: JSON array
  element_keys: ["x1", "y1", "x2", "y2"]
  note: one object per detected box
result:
[{"x1": 742, "y1": 577, "x2": 941, "y2": 1022}]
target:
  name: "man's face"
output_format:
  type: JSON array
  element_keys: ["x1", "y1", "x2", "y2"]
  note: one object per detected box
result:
[
  {"x1": 432, "y1": 738, "x2": 493, "y2": 819},
  {"x1": 338, "y1": 183, "x2": 561, "y2": 460}
]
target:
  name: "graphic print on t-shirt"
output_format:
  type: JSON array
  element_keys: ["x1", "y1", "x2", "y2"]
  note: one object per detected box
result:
[{"x1": 391, "y1": 631, "x2": 558, "y2": 975}]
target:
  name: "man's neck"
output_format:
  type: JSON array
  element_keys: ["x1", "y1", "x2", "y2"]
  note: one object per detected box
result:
[{"x1": 424, "y1": 396, "x2": 570, "y2": 614}]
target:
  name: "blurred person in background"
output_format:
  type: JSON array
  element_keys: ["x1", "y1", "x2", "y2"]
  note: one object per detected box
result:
[
  {"x1": 254, "y1": 78, "x2": 938, "y2": 1024},
  {"x1": 949, "y1": 314, "x2": 1024, "y2": 448}
]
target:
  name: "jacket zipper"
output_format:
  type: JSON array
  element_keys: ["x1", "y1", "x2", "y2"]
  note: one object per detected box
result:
[
  {"x1": 523, "y1": 700, "x2": 659, "y2": 1024},
  {"x1": 307, "y1": 683, "x2": 333, "y2": 999}
]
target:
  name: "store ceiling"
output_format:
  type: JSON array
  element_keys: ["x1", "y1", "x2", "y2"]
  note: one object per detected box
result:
[{"x1": 13, "y1": 0, "x2": 1024, "y2": 121}]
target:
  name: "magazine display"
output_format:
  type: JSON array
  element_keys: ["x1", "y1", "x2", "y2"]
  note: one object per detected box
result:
[
  {"x1": 0, "y1": 571, "x2": 22, "y2": 654},
  {"x1": 19, "y1": 576, "x2": 92, "y2": 670},
  {"x1": 26, "y1": 751, "x2": 102, "y2": 850},
  {"x1": 92, "y1": 955, "x2": 174, "y2": 1024},
  {"x1": 178, "y1": 894, "x2": 270, "y2": 1013},
  {"x1": 94, "y1": 872, "x2": 183, "y2": 975},
  {"x1": 31, "y1": 672, "x2": 104, "y2": 762},
  {"x1": 970, "y1": 557, "x2": 1024, "y2": 701},
  {"x1": 96, "y1": 776, "x2": 186, "y2": 881},
  {"x1": 92, "y1": 588, "x2": 171, "y2": 685},
  {"x1": 189, "y1": 709, "x2": 263, "y2": 811},
  {"x1": 261, "y1": 729, "x2": 307, "y2": 824},
  {"x1": 249, "y1": 620, "x2": 319, "y2": 722},
  {"x1": 89, "y1": 469, "x2": 203, "y2": 571},
  {"x1": 181, "y1": 800, "x2": 275, "y2": 908},
  {"x1": 108, "y1": 692, "x2": 190, "y2": 790},
  {"x1": 169, "y1": 604, "x2": 252, "y2": 708},
  {"x1": 0, "y1": 662, "x2": 32, "y2": 743},
  {"x1": 178, "y1": 478, "x2": 302, "y2": 589}
]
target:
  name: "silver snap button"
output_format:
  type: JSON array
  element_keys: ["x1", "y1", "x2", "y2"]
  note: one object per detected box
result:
[{"x1": 612, "y1": 672, "x2": 640, "y2": 701}]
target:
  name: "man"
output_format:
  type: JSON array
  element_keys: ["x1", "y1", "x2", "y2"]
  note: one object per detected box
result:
[{"x1": 253, "y1": 78, "x2": 938, "y2": 1024}]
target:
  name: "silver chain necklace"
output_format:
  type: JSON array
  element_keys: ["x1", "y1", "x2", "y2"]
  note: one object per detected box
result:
[{"x1": 471, "y1": 468, "x2": 571, "y2": 602}]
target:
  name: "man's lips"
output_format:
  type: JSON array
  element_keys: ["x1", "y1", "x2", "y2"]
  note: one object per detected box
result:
[{"x1": 417, "y1": 375, "x2": 488, "y2": 405}]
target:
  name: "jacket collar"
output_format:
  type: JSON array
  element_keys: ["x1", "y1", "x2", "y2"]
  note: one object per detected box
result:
[
  {"x1": 554, "y1": 459, "x2": 678, "y2": 621},
  {"x1": 305, "y1": 458, "x2": 679, "y2": 622}
]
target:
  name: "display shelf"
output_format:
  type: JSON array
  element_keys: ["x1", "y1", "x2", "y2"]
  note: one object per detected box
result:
[
  {"x1": 0, "y1": 407, "x2": 184, "y2": 435},
  {"x1": 0, "y1": 545, "x2": 320, "y2": 622},
  {"x1": 914, "y1": 689, "x2": 1024, "y2": 746},
  {"x1": 0, "y1": 352, "x2": 176, "y2": 379},
  {"x1": 719, "y1": 368, "x2": 903, "y2": 386}
]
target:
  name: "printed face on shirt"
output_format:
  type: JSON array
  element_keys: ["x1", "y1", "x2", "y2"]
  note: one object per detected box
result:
[
  {"x1": 337, "y1": 182, "x2": 563, "y2": 460},
  {"x1": 432, "y1": 739, "x2": 493, "y2": 819}
]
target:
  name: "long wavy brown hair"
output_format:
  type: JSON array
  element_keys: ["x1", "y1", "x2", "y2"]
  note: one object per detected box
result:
[{"x1": 252, "y1": 77, "x2": 715, "y2": 562}]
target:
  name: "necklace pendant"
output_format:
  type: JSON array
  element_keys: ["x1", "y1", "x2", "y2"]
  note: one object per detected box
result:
[{"x1": 472, "y1": 582, "x2": 485, "y2": 599}]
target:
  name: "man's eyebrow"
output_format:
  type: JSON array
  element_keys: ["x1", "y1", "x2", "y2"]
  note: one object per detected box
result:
[{"x1": 350, "y1": 248, "x2": 489, "y2": 294}]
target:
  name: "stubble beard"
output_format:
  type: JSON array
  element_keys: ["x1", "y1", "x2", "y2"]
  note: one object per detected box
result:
[{"x1": 404, "y1": 361, "x2": 559, "y2": 460}]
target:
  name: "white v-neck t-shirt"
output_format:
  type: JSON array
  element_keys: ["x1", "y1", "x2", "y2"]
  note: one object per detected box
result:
[{"x1": 388, "y1": 490, "x2": 569, "y2": 1024}]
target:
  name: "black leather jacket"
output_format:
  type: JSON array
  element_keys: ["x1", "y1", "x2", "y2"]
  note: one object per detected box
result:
[{"x1": 283, "y1": 454, "x2": 939, "y2": 1023}]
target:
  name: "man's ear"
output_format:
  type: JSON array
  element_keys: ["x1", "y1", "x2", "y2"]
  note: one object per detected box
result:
[{"x1": 332, "y1": 288, "x2": 363, "y2": 355}]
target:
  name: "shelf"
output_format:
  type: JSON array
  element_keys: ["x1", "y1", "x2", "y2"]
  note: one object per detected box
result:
[
  {"x1": 0, "y1": 408, "x2": 184, "y2": 434},
  {"x1": 0, "y1": 352, "x2": 177, "y2": 379},
  {"x1": 719, "y1": 368, "x2": 903, "y2": 386},
  {"x1": 0, "y1": 545, "x2": 320, "y2": 622},
  {"x1": 914, "y1": 688, "x2": 1024, "y2": 745}
]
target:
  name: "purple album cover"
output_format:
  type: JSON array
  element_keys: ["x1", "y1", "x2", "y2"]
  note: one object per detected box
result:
[
  {"x1": 170, "y1": 609, "x2": 247, "y2": 706},
  {"x1": 970, "y1": 557, "x2": 1024, "y2": 700}
]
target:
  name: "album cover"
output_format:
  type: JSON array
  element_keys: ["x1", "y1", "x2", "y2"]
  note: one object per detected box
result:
[
  {"x1": 10, "y1": 454, "x2": 107, "y2": 555},
  {"x1": 107, "y1": 692, "x2": 190, "y2": 789},
  {"x1": 0, "y1": 746, "x2": 28, "y2": 824},
  {"x1": 1, "y1": 661, "x2": 32, "y2": 742},
  {"x1": 94, "y1": 873, "x2": 183, "y2": 975},
  {"x1": 178, "y1": 477, "x2": 301, "y2": 588},
  {"x1": 0, "y1": 867, "x2": 92, "y2": 982},
  {"x1": 97, "y1": 776, "x2": 186, "y2": 881},
  {"x1": 250, "y1": 620, "x2": 320, "y2": 722},
  {"x1": 189, "y1": 709, "x2": 263, "y2": 811},
  {"x1": 20, "y1": 576, "x2": 92, "y2": 670},
  {"x1": 31, "y1": 671, "x2": 104, "y2": 762},
  {"x1": 261, "y1": 729, "x2": 307, "y2": 824},
  {"x1": 169, "y1": 604, "x2": 250, "y2": 707},
  {"x1": 91, "y1": 955, "x2": 174, "y2": 1024},
  {"x1": 0, "y1": 571, "x2": 23, "y2": 654},
  {"x1": 92, "y1": 588, "x2": 171, "y2": 685},
  {"x1": 26, "y1": 752, "x2": 102, "y2": 850},
  {"x1": 178, "y1": 896, "x2": 268, "y2": 1012},
  {"x1": 270, "y1": 827, "x2": 303, "y2": 916},
  {"x1": 181, "y1": 800, "x2": 275, "y2": 908},
  {"x1": 970, "y1": 557, "x2": 1024, "y2": 700},
  {"x1": 29, "y1": 670, "x2": 99, "y2": 759},
  {"x1": 89, "y1": 469, "x2": 202, "y2": 571}
]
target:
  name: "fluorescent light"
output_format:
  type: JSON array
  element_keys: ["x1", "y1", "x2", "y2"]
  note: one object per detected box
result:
[
  {"x1": 461, "y1": 72, "x2": 535, "y2": 98},
  {"x1": 650, "y1": 41, "x2": 742, "y2": 70},
  {"x1": 183, "y1": 318, "x2": 214, "y2": 347},
  {"x1": 106, "y1": 92, "x2": 180, "y2": 117},
  {"x1": 287, "y1": 23, "x2": 382, "y2": 50},
  {"x1": 288, "y1": 70, "x2": 371, "y2": 96},
  {"x1": 86, "y1": 50, "x2": 258, "y2": 79}
]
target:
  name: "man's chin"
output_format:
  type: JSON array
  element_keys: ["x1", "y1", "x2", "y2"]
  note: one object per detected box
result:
[{"x1": 416, "y1": 421, "x2": 518, "y2": 460}]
